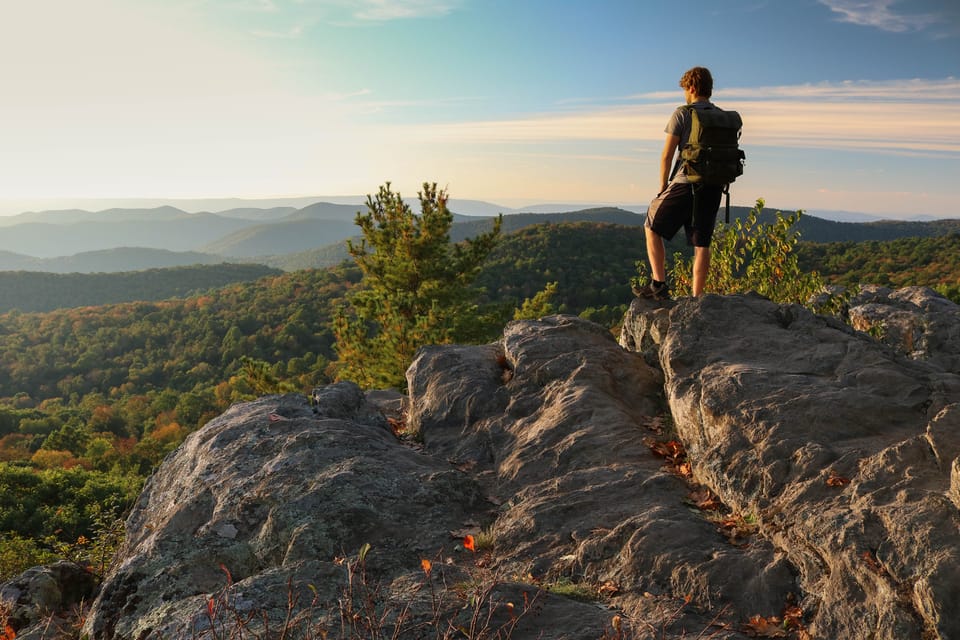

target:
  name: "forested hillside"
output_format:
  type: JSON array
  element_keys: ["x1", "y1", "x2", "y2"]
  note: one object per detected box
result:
[
  {"x1": 255, "y1": 207, "x2": 647, "y2": 271},
  {"x1": 0, "y1": 267, "x2": 354, "y2": 416},
  {"x1": 0, "y1": 266, "x2": 357, "y2": 569},
  {"x1": 0, "y1": 221, "x2": 653, "y2": 569},
  {"x1": 797, "y1": 232, "x2": 960, "y2": 299},
  {"x1": 0, "y1": 264, "x2": 281, "y2": 313},
  {"x1": 757, "y1": 211, "x2": 960, "y2": 243},
  {"x1": 475, "y1": 221, "x2": 688, "y2": 326},
  {"x1": 1, "y1": 218, "x2": 959, "y2": 579}
]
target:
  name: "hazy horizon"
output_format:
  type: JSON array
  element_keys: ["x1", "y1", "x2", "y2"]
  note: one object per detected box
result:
[
  {"x1": 0, "y1": 194, "x2": 949, "y2": 223},
  {"x1": 2, "y1": 1, "x2": 958, "y2": 218}
]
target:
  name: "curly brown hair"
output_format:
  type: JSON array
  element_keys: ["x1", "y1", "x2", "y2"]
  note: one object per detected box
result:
[{"x1": 679, "y1": 67, "x2": 713, "y2": 98}]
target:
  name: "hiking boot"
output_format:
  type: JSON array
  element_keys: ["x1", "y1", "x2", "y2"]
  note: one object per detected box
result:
[{"x1": 632, "y1": 281, "x2": 671, "y2": 300}]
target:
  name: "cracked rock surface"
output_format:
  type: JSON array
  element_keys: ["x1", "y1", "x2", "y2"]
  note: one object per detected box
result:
[{"x1": 58, "y1": 291, "x2": 960, "y2": 639}]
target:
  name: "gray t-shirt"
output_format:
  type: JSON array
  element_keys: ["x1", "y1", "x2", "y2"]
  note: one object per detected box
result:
[{"x1": 665, "y1": 100, "x2": 714, "y2": 183}]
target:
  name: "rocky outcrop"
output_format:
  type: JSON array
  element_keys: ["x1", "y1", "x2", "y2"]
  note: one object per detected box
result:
[
  {"x1": 71, "y1": 291, "x2": 960, "y2": 639},
  {"x1": 847, "y1": 285, "x2": 960, "y2": 374},
  {"x1": 0, "y1": 562, "x2": 97, "y2": 639},
  {"x1": 408, "y1": 316, "x2": 796, "y2": 634},
  {"x1": 82, "y1": 384, "x2": 500, "y2": 639},
  {"x1": 621, "y1": 293, "x2": 960, "y2": 639}
]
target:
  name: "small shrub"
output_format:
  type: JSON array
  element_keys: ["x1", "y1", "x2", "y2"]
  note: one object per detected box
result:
[
  {"x1": 635, "y1": 198, "x2": 848, "y2": 313},
  {"x1": 0, "y1": 534, "x2": 57, "y2": 582},
  {"x1": 193, "y1": 543, "x2": 540, "y2": 640},
  {"x1": 544, "y1": 577, "x2": 596, "y2": 603}
]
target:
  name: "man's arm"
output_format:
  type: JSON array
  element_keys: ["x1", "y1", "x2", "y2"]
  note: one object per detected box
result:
[{"x1": 659, "y1": 133, "x2": 680, "y2": 194}]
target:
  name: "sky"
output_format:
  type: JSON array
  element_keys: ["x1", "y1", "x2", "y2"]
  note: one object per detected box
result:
[{"x1": 0, "y1": 0, "x2": 958, "y2": 218}]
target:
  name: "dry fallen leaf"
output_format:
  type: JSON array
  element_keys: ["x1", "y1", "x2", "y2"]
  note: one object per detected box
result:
[
  {"x1": 611, "y1": 614, "x2": 622, "y2": 632},
  {"x1": 716, "y1": 514, "x2": 758, "y2": 544},
  {"x1": 387, "y1": 416, "x2": 406, "y2": 435},
  {"x1": 782, "y1": 605, "x2": 804, "y2": 628},
  {"x1": 826, "y1": 470, "x2": 851, "y2": 487},
  {"x1": 644, "y1": 438, "x2": 692, "y2": 476},
  {"x1": 861, "y1": 550, "x2": 887, "y2": 575},
  {"x1": 743, "y1": 614, "x2": 788, "y2": 637},
  {"x1": 688, "y1": 487, "x2": 723, "y2": 511},
  {"x1": 597, "y1": 581, "x2": 620, "y2": 596},
  {"x1": 644, "y1": 438, "x2": 683, "y2": 460}
]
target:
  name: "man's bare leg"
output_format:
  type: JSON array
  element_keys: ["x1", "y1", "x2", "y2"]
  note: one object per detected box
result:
[
  {"x1": 692, "y1": 246, "x2": 710, "y2": 296},
  {"x1": 645, "y1": 226, "x2": 667, "y2": 282}
]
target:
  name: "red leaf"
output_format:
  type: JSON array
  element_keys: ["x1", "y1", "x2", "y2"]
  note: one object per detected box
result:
[
  {"x1": 782, "y1": 605, "x2": 804, "y2": 628},
  {"x1": 463, "y1": 535, "x2": 476, "y2": 552},
  {"x1": 826, "y1": 471, "x2": 851, "y2": 487},
  {"x1": 861, "y1": 550, "x2": 887, "y2": 575}
]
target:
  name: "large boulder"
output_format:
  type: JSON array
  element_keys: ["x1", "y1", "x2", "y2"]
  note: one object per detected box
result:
[
  {"x1": 82, "y1": 381, "x2": 622, "y2": 639},
  {"x1": 0, "y1": 561, "x2": 97, "y2": 638},
  {"x1": 409, "y1": 315, "x2": 792, "y2": 637},
  {"x1": 620, "y1": 292, "x2": 960, "y2": 639},
  {"x1": 83, "y1": 384, "x2": 495, "y2": 639},
  {"x1": 847, "y1": 285, "x2": 960, "y2": 374}
]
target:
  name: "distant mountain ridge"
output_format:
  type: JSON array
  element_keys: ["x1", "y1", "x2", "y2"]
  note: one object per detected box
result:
[
  {"x1": 0, "y1": 215, "x2": 254, "y2": 258},
  {"x1": 255, "y1": 208, "x2": 647, "y2": 271},
  {"x1": 200, "y1": 219, "x2": 360, "y2": 258},
  {"x1": 0, "y1": 264, "x2": 282, "y2": 313},
  {"x1": 0, "y1": 248, "x2": 225, "y2": 274},
  {"x1": 0, "y1": 205, "x2": 190, "y2": 225},
  {"x1": 0, "y1": 201, "x2": 957, "y2": 272}
]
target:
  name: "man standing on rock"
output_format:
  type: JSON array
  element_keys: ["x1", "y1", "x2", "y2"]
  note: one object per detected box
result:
[{"x1": 635, "y1": 66, "x2": 725, "y2": 300}]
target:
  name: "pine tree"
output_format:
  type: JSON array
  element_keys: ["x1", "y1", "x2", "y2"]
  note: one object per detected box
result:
[
  {"x1": 514, "y1": 281, "x2": 559, "y2": 320},
  {"x1": 332, "y1": 182, "x2": 502, "y2": 390}
]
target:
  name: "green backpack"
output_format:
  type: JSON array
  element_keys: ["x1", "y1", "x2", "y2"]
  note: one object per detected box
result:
[{"x1": 679, "y1": 104, "x2": 745, "y2": 222}]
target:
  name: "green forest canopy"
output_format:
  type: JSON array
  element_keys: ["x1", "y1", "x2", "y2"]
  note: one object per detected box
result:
[{"x1": 0, "y1": 220, "x2": 958, "y2": 578}]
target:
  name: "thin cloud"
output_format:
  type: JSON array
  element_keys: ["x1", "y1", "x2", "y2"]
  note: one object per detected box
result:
[
  {"x1": 718, "y1": 78, "x2": 960, "y2": 101},
  {"x1": 351, "y1": 0, "x2": 463, "y2": 21},
  {"x1": 627, "y1": 78, "x2": 960, "y2": 103},
  {"x1": 817, "y1": 0, "x2": 945, "y2": 34},
  {"x1": 403, "y1": 79, "x2": 960, "y2": 158},
  {"x1": 250, "y1": 24, "x2": 304, "y2": 38},
  {"x1": 321, "y1": 88, "x2": 374, "y2": 101},
  {"x1": 212, "y1": 0, "x2": 463, "y2": 25},
  {"x1": 221, "y1": 0, "x2": 280, "y2": 13}
]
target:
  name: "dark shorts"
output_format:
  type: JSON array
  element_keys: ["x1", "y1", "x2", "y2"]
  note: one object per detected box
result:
[{"x1": 645, "y1": 181, "x2": 723, "y2": 247}]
